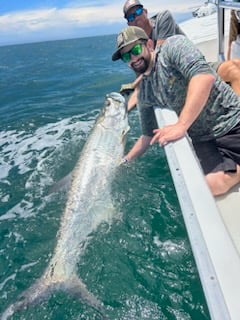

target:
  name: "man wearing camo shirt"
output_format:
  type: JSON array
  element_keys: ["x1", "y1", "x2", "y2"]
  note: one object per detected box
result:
[
  {"x1": 112, "y1": 26, "x2": 240, "y2": 196},
  {"x1": 122, "y1": 0, "x2": 240, "y2": 113}
]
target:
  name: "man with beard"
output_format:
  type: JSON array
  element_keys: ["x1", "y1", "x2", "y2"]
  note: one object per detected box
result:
[
  {"x1": 122, "y1": 0, "x2": 240, "y2": 111},
  {"x1": 112, "y1": 26, "x2": 240, "y2": 196}
]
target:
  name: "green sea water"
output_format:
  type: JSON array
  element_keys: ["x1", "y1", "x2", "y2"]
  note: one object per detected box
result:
[{"x1": 0, "y1": 35, "x2": 210, "y2": 319}]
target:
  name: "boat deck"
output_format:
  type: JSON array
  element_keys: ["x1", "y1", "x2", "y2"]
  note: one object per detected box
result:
[
  {"x1": 180, "y1": 11, "x2": 229, "y2": 62},
  {"x1": 216, "y1": 184, "x2": 240, "y2": 254}
]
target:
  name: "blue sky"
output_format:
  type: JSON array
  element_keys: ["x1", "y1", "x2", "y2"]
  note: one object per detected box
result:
[{"x1": 0, "y1": 0, "x2": 202, "y2": 46}]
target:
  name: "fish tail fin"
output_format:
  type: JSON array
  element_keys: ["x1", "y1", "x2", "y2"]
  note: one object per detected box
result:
[
  {"x1": 1, "y1": 278, "x2": 52, "y2": 320},
  {"x1": 1, "y1": 276, "x2": 107, "y2": 320},
  {"x1": 63, "y1": 276, "x2": 107, "y2": 319}
]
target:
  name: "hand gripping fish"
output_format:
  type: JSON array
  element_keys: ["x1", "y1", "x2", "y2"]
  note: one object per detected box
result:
[{"x1": 1, "y1": 92, "x2": 129, "y2": 320}]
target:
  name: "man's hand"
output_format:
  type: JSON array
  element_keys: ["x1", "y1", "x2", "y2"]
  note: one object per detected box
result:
[{"x1": 150, "y1": 123, "x2": 187, "y2": 146}]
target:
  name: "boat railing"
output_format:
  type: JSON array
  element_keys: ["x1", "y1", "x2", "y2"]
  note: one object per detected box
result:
[
  {"x1": 217, "y1": 0, "x2": 240, "y2": 60},
  {"x1": 153, "y1": 107, "x2": 240, "y2": 320}
]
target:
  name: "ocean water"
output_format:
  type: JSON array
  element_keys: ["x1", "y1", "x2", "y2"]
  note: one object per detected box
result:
[{"x1": 0, "y1": 34, "x2": 210, "y2": 319}]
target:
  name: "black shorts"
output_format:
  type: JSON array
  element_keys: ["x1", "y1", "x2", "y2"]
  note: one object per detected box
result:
[{"x1": 192, "y1": 122, "x2": 240, "y2": 175}]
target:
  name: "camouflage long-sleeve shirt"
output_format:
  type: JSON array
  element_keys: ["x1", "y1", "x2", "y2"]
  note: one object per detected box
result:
[{"x1": 138, "y1": 35, "x2": 240, "y2": 141}]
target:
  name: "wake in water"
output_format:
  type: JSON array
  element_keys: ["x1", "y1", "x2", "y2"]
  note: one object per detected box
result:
[
  {"x1": 0, "y1": 115, "x2": 93, "y2": 221},
  {"x1": 1, "y1": 92, "x2": 128, "y2": 320}
]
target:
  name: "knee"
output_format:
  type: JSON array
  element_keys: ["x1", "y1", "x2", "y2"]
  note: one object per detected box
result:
[
  {"x1": 205, "y1": 173, "x2": 230, "y2": 196},
  {"x1": 231, "y1": 59, "x2": 240, "y2": 67},
  {"x1": 217, "y1": 60, "x2": 240, "y2": 82}
]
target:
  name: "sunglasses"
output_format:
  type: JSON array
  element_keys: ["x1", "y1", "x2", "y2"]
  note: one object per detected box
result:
[
  {"x1": 126, "y1": 7, "x2": 143, "y2": 23},
  {"x1": 121, "y1": 43, "x2": 143, "y2": 63}
]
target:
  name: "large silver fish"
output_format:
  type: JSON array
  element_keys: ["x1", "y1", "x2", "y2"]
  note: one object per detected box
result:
[{"x1": 1, "y1": 92, "x2": 129, "y2": 320}]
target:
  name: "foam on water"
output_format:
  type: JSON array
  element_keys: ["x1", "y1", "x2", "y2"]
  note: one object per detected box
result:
[
  {"x1": 0, "y1": 114, "x2": 94, "y2": 221},
  {"x1": 153, "y1": 236, "x2": 188, "y2": 260}
]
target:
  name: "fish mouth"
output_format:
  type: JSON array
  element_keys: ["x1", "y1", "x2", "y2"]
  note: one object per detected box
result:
[
  {"x1": 105, "y1": 92, "x2": 127, "y2": 115},
  {"x1": 106, "y1": 92, "x2": 125, "y2": 104}
]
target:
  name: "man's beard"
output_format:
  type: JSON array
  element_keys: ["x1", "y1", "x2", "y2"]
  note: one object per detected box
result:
[{"x1": 132, "y1": 56, "x2": 149, "y2": 74}]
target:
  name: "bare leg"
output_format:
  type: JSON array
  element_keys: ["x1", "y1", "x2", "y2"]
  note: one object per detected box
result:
[{"x1": 206, "y1": 165, "x2": 240, "y2": 196}]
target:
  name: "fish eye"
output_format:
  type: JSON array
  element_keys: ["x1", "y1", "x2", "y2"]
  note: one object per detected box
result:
[{"x1": 105, "y1": 98, "x2": 111, "y2": 106}]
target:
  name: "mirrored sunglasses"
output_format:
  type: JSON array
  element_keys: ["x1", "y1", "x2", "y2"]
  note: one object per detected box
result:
[
  {"x1": 121, "y1": 43, "x2": 143, "y2": 63},
  {"x1": 127, "y1": 7, "x2": 143, "y2": 23}
]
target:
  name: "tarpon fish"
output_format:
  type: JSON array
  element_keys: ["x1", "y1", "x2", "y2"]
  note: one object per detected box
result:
[{"x1": 1, "y1": 92, "x2": 129, "y2": 320}]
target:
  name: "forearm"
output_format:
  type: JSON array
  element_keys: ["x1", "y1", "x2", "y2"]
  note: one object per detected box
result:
[
  {"x1": 150, "y1": 73, "x2": 215, "y2": 146},
  {"x1": 125, "y1": 75, "x2": 142, "y2": 112},
  {"x1": 125, "y1": 135, "x2": 152, "y2": 161},
  {"x1": 127, "y1": 87, "x2": 138, "y2": 112},
  {"x1": 178, "y1": 73, "x2": 215, "y2": 130},
  {"x1": 132, "y1": 74, "x2": 143, "y2": 88}
]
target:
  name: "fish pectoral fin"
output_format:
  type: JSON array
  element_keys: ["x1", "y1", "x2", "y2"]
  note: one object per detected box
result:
[
  {"x1": 63, "y1": 276, "x2": 105, "y2": 316},
  {"x1": 48, "y1": 171, "x2": 73, "y2": 195},
  {"x1": 120, "y1": 125, "x2": 130, "y2": 144}
]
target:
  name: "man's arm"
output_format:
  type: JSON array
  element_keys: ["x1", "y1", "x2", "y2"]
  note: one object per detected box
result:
[
  {"x1": 120, "y1": 75, "x2": 143, "y2": 112},
  {"x1": 127, "y1": 75, "x2": 142, "y2": 111},
  {"x1": 127, "y1": 88, "x2": 138, "y2": 112},
  {"x1": 124, "y1": 135, "x2": 152, "y2": 161},
  {"x1": 150, "y1": 73, "x2": 215, "y2": 146}
]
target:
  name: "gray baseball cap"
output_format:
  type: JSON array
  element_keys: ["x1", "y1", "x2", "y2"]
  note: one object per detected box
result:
[
  {"x1": 112, "y1": 26, "x2": 148, "y2": 61},
  {"x1": 123, "y1": 0, "x2": 143, "y2": 18}
]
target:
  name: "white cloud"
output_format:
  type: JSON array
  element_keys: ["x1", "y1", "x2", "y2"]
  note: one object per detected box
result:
[
  {"x1": 0, "y1": 4, "x2": 122, "y2": 31},
  {"x1": 143, "y1": 0, "x2": 202, "y2": 14},
  {"x1": 0, "y1": 0, "x2": 202, "y2": 45}
]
